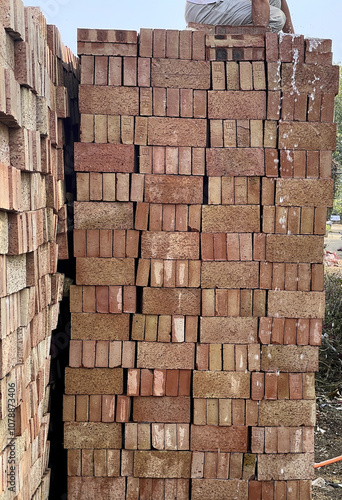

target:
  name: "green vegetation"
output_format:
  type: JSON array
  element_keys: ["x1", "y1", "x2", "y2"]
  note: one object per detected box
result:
[{"x1": 331, "y1": 66, "x2": 342, "y2": 217}]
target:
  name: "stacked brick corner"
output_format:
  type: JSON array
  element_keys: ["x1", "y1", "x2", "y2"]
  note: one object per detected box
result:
[
  {"x1": 0, "y1": 0, "x2": 79, "y2": 497},
  {"x1": 65, "y1": 26, "x2": 338, "y2": 499}
]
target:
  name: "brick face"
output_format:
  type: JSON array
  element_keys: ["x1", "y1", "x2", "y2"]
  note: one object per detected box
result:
[
  {"x1": 151, "y1": 58, "x2": 211, "y2": 89},
  {"x1": 206, "y1": 148, "x2": 265, "y2": 177}
]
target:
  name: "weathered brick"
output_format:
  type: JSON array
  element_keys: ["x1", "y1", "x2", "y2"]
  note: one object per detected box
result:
[
  {"x1": 142, "y1": 288, "x2": 201, "y2": 315},
  {"x1": 74, "y1": 202, "x2": 133, "y2": 230},
  {"x1": 200, "y1": 318, "x2": 258, "y2": 343},
  {"x1": 275, "y1": 179, "x2": 334, "y2": 207},
  {"x1": 192, "y1": 480, "x2": 248, "y2": 500},
  {"x1": 259, "y1": 400, "x2": 316, "y2": 426},
  {"x1": 68, "y1": 477, "x2": 126, "y2": 499},
  {"x1": 201, "y1": 262, "x2": 259, "y2": 289},
  {"x1": 137, "y1": 342, "x2": 195, "y2": 369},
  {"x1": 268, "y1": 291, "x2": 325, "y2": 318},
  {"x1": 279, "y1": 122, "x2": 336, "y2": 151},
  {"x1": 258, "y1": 454, "x2": 314, "y2": 481},
  {"x1": 282, "y1": 63, "x2": 339, "y2": 94},
  {"x1": 133, "y1": 397, "x2": 190, "y2": 423},
  {"x1": 71, "y1": 313, "x2": 129, "y2": 340},
  {"x1": 64, "y1": 422, "x2": 122, "y2": 448},
  {"x1": 65, "y1": 368, "x2": 123, "y2": 394},
  {"x1": 79, "y1": 85, "x2": 139, "y2": 115},
  {"x1": 208, "y1": 91, "x2": 266, "y2": 119},
  {"x1": 134, "y1": 451, "x2": 191, "y2": 478},
  {"x1": 206, "y1": 148, "x2": 264, "y2": 176},
  {"x1": 191, "y1": 426, "x2": 248, "y2": 452},
  {"x1": 193, "y1": 372, "x2": 250, "y2": 398},
  {"x1": 202, "y1": 206, "x2": 260, "y2": 232},
  {"x1": 141, "y1": 231, "x2": 199, "y2": 259},
  {"x1": 148, "y1": 118, "x2": 207, "y2": 147},
  {"x1": 266, "y1": 235, "x2": 324, "y2": 263},
  {"x1": 145, "y1": 175, "x2": 203, "y2": 204},
  {"x1": 261, "y1": 346, "x2": 318, "y2": 372},
  {"x1": 74, "y1": 143, "x2": 135, "y2": 172},
  {"x1": 76, "y1": 258, "x2": 135, "y2": 286},
  {"x1": 151, "y1": 58, "x2": 210, "y2": 89}
]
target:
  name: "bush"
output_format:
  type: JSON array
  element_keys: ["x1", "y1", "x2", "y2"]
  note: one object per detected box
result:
[{"x1": 318, "y1": 272, "x2": 342, "y2": 390}]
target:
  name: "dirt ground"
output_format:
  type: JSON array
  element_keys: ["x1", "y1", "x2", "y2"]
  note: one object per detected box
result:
[{"x1": 313, "y1": 226, "x2": 342, "y2": 498}]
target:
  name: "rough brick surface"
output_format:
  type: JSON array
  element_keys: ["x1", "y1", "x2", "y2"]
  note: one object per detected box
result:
[
  {"x1": 74, "y1": 143, "x2": 135, "y2": 172},
  {"x1": 266, "y1": 235, "x2": 324, "y2": 263},
  {"x1": 259, "y1": 400, "x2": 316, "y2": 426},
  {"x1": 207, "y1": 148, "x2": 265, "y2": 176},
  {"x1": 201, "y1": 262, "x2": 259, "y2": 288},
  {"x1": 134, "y1": 451, "x2": 192, "y2": 478},
  {"x1": 141, "y1": 231, "x2": 200, "y2": 259},
  {"x1": 202, "y1": 206, "x2": 260, "y2": 232},
  {"x1": 208, "y1": 91, "x2": 266, "y2": 119},
  {"x1": 68, "y1": 478, "x2": 126, "y2": 499},
  {"x1": 133, "y1": 397, "x2": 191, "y2": 423},
  {"x1": 148, "y1": 117, "x2": 207, "y2": 147},
  {"x1": 279, "y1": 122, "x2": 336, "y2": 150},
  {"x1": 65, "y1": 367, "x2": 123, "y2": 394},
  {"x1": 258, "y1": 454, "x2": 315, "y2": 481},
  {"x1": 76, "y1": 258, "x2": 135, "y2": 285},
  {"x1": 151, "y1": 58, "x2": 210, "y2": 89},
  {"x1": 193, "y1": 372, "x2": 250, "y2": 398},
  {"x1": 142, "y1": 288, "x2": 201, "y2": 315},
  {"x1": 275, "y1": 179, "x2": 334, "y2": 207},
  {"x1": 192, "y1": 480, "x2": 249, "y2": 500},
  {"x1": 74, "y1": 202, "x2": 134, "y2": 229},
  {"x1": 137, "y1": 342, "x2": 195, "y2": 369},
  {"x1": 145, "y1": 175, "x2": 203, "y2": 204},
  {"x1": 201, "y1": 317, "x2": 258, "y2": 343},
  {"x1": 268, "y1": 291, "x2": 325, "y2": 318},
  {"x1": 261, "y1": 346, "x2": 319, "y2": 372},
  {"x1": 191, "y1": 425, "x2": 248, "y2": 452},
  {"x1": 79, "y1": 85, "x2": 139, "y2": 115},
  {"x1": 71, "y1": 313, "x2": 130, "y2": 340}
]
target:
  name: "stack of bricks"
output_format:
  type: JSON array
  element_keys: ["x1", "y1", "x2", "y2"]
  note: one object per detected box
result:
[
  {"x1": 65, "y1": 25, "x2": 339, "y2": 499},
  {"x1": 0, "y1": 1, "x2": 78, "y2": 497}
]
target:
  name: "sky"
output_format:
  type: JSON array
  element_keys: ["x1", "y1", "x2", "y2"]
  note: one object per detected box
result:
[{"x1": 24, "y1": 0, "x2": 342, "y2": 64}]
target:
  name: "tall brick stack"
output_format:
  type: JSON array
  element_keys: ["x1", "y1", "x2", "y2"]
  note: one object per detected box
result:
[
  {"x1": 0, "y1": 1, "x2": 78, "y2": 497},
  {"x1": 65, "y1": 25, "x2": 339, "y2": 499}
]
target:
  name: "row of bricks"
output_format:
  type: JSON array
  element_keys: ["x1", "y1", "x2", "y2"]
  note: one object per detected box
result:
[
  {"x1": 81, "y1": 54, "x2": 268, "y2": 92},
  {"x1": 68, "y1": 476, "x2": 312, "y2": 500},
  {"x1": 252, "y1": 427, "x2": 314, "y2": 455},
  {"x1": 70, "y1": 285, "x2": 136, "y2": 314},
  {"x1": 75, "y1": 144, "x2": 332, "y2": 180},
  {"x1": 259, "y1": 317, "x2": 322, "y2": 346},
  {"x1": 74, "y1": 229, "x2": 140, "y2": 258},
  {"x1": 0, "y1": 163, "x2": 22, "y2": 212},
  {"x1": 251, "y1": 372, "x2": 315, "y2": 401}
]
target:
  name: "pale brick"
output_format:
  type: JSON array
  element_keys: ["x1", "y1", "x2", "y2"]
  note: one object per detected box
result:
[
  {"x1": 275, "y1": 179, "x2": 334, "y2": 207},
  {"x1": 261, "y1": 346, "x2": 319, "y2": 372},
  {"x1": 259, "y1": 400, "x2": 316, "y2": 426},
  {"x1": 65, "y1": 368, "x2": 123, "y2": 394},
  {"x1": 133, "y1": 397, "x2": 190, "y2": 423},
  {"x1": 266, "y1": 235, "x2": 324, "y2": 263},
  {"x1": 193, "y1": 372, "x2": 250, "y2": 398},
  {"x1": 71, "y1": 313, "x2": 129, "y2": 340},
  {"x1": 76, "y1": 258, "x2": 135, "y2": 286},
  {"x1": 258, "y1": 454, "x2": 314, "y2": 481},
  {"x1": 134, "y1": 451, "x2": 191, "y2": 478},
  {"x1": 79, "y1": 85, "x2": 139, "y2": 115},
  {"x1": 142, "y1": 288, "x2": 201, "y2": 315},
  {"x1": 192, "y1": 480, "x2": 248, "y2": 499},
  {"x1": 279, "y1": 122, "x2": 336, "y2": 151},
  {"x1": 201, "y1": 262, "x2": 259, "y2": 289},
  {"x1": 145, "y1": 175, "x2": 203, "y2": 204},
  {"x1": 148, "y1": 118, "x2": 207, "y2": 147},
  {"x1": 74, "y1": 202, "x2": 133, "y2": 230},
  {"x1": 268, "y1": 291, "x2": 325, "y2": 318},
  {"x1": 151, "y1": 59, "x2": 210, "y2": 89},
  {"x1": 137, "y1": 342, "x2": 195, "y2": 369},
  {"x1": 208, "y1": 91, "x2": 266, "y2": 119},
  {"x1": 282, "y1": 63, "x2": 339, "y2": 94},
  {"x1": 190, "y1": 426, "x2": 248, "y2": 452},
  {"x1": 202, "y1": 206, "x2": 260, "y2": 233},
  {"x1": 200, "y1": 318, "x2": 258, "y2": 343},
  {"x1": 68, "y1": 477, "x2": 126, "y2": 499},
  {"x1": 64, "y1": 422, "x2": 121, "y2": 448},
  {"x1": 141, "y1": 231, "x2": 199, "y2": 259},
  {"x1": 206, "y1": 148, "x2": 264, "y2": 177}
]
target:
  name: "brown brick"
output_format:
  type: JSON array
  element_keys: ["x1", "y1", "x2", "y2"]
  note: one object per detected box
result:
[
  {"x1": 145, "y1": 175, "x2": 203, "y2": 204},
  {"x1": 141, "y1": 232, "x2": 199, "y2": 259},
  {"x1": 71, "y1": 313, "x2": 129, "y2": 340},
  {"x1": 74, "y1": 143, "x2": 135, "y2": 172},
  {"x1": 142, "y1": 288, "x2": 200, "y2": 315},
  {"x1": 201, "y1": 262, "x2": 259, "y2": 289},
  {"x1": 279, "y1": 122, "x2": 336, "y2": 151},
  {"x1": 208, "y1": 91, "x2": 266, "y2": 119},
  {"x1": 275, "y1": 179, "x2": 334, "y2": 207},
  {"x1": 65, "y1": 368, "x2": 123, "y2": 394},
  {"x1": 259, "y1": 400, "x2": 316, "y2": 427},
  {"x1": 133, "y1": 397, "x2": 190, "y2": 423},
  {"x1": 268, "y1": 291, "x2": 325, "y2": 318},
  {"x1": 191, "y1": 426, "x2": 248, "y2": 452},
  {"x1": 202, "y1": 206, "x2": 260, "y2": 232},
  {"x1": 200, "y1": 317, "x2": 258, "y2": 343},
  {"x1": 151, "y1": 58, "x2": 210, "y2": 89},
  {"x1": 68, "y1": 477, "x2": 125, "y2": 499},
  {"x1": 206, "y1": 148, "x2": 264, "y2": 177},
  {"x1": 64, "y1": 422, "x2": 122, "y2": 448},
  {"x1": 134, "y1": 451, "x2": 191, "y2": 478},
  {"x1": 266, "y1": 235, "x2": 324, "y2": 263},
  {"x1": 79, "y1": 85, "x2": 139, "y2": 115},
  {"x1": 258, "y1": 454, "x2": 314, "y2": 481},
  {"x1": 192, "y1": 479, "x2": 248, "y2": 500},
  {"x1": 281, "y1": 63, "x2": 339, "y2": 94},
  {"x1": 148, "y1": 117, "x2": 207, "y2": 147},
  {"x1": 137, "y1": 342, "x2": 195, "y2": 369},
  {"x1": 74, "y1": 202, "x2": 133, "y2": 230},
  {"x1": 76, "y1": 258, "x2": 135, "y2": 286},
  {"x1": 193, "y1": 372, "x2": 250, "y2": 398},
  {"x1": 261, "y1": 346, "x2": 319, "y2": 372}
]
